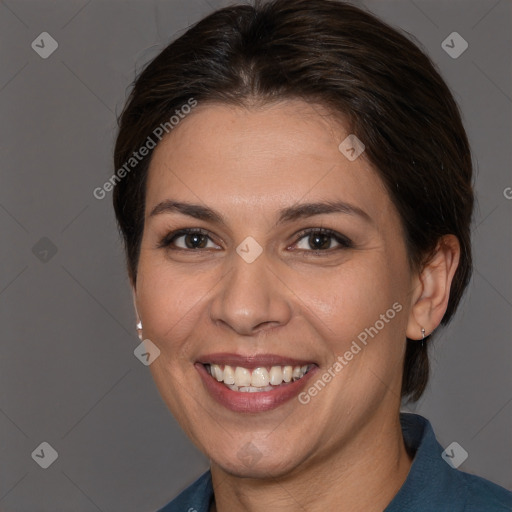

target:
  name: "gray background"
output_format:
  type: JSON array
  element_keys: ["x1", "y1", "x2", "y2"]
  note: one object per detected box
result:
[{"x1": 1, "y1": 0, "x2": 511, "y2": 510}]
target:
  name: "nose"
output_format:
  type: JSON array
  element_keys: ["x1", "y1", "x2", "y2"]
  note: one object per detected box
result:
[{"x1": 209, "y1": 248, "x2": 293, "y2": 336}]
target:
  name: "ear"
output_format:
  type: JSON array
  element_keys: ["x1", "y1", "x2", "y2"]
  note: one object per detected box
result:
[
  {"x1": 131, "y1": 286, "x2": 141, "y2": 324},
  {"x1": 406, "y1": 235, "x2": 461, "y2": 340}
]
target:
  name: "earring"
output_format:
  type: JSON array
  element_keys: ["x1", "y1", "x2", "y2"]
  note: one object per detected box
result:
[
  {"x1": 136, "y1": 321, "x2": 143, "y2": 341},
  {"x1": 421, "y1": 327, "x2": 426, "y2": 348}
]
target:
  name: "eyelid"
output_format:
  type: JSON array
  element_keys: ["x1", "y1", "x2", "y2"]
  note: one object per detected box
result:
[
  {"x1": 157, "y1": 227, "x2": 353, "y2": 252},
  {"x1": 157, "y1": 227, "x2": 221, "y2": 250},
  {"x1": 290, "y1": 227, "x2": 353, "y2": 250}
]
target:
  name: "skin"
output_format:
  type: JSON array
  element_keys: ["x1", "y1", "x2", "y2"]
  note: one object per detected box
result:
[{"x1": 132, "y1": 99, "x2": 460, "y2": 512}]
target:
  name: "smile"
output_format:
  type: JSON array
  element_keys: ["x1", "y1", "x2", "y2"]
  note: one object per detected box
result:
[
  {"x1": 195, "y1": 354, "x2": 319, "y2": 412},
  {"x1": 205, "y1": 363, "x2": 313, "y2": 392}
]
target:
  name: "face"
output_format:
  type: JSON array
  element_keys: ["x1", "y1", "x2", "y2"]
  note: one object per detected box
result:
[{"x1": 134, "y1": 100, "x2": 415, "y2": 478}]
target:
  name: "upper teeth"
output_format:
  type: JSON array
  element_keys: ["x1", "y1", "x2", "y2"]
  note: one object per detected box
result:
[{"x1": 206, "y1": 364, "x2": 310, "y2": 389}]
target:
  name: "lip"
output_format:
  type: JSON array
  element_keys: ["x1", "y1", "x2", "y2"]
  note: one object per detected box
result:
[
  {"x1": 196, "y1": 352, "x2": 316, "y2": 369},
  {"x1": 195, "y1": 357, "x2": 319, "y2": 413}
]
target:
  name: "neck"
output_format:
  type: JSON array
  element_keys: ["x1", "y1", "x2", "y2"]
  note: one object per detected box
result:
[{"x1": 210, "y1": 413, "x2": 413, "y2": 512}]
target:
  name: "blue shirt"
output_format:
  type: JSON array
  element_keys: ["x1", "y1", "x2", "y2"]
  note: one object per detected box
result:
[{"x1": 157, "y1": 413, "x2": 512, "y2": 511}]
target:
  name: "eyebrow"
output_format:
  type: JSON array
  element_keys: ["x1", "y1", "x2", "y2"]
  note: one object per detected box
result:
[{"x1": 149, "y1": 199, "x2": 372, "y2": 225}]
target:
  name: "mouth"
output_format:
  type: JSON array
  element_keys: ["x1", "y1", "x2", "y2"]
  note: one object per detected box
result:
[
  {"x1": 195, "y1": 354, "x2": 318, "y2": 412},
  {"x1": 204, "y1": 363, "x2": 314, "y2": 392}
]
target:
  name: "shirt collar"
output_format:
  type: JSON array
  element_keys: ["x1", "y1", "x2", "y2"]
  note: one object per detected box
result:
[
  {"x1": 384, "y1": 413, "x2": 468, "y2": 511},
  {"x1": 171, "y1": 413, "x2": 467, "y2": 512}
]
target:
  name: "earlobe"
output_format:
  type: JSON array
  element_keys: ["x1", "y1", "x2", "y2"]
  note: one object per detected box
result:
[
  {"x1": 131, "y1": 287, "x2": 144, "y2": 341},
  {"x1": 131, "y1": 286, "x2": 140, "y2": 322},
  {"x1": 406, "y1": 235, "x2": 460, "y2": 340}
]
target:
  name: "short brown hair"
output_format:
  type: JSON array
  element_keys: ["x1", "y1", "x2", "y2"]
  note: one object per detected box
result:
[{"x1": 113, "y1": 0, "x2": 474, "y2": 402}]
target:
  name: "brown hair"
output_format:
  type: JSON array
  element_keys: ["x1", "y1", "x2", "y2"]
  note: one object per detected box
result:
[{"x1": 113, "y1": 0, "x2": 474, "y2": 402}]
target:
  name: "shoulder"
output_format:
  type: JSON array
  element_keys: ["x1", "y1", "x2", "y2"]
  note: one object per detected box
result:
[
  {"x1": 458, "y1": 470, "x2": 512, "y2": 511},
  {"x1": 155, "y1": 471, "x2": 213, "y2": 512},
  {"x1": 386, "y1": 414, "x2": 512, "y2": 512}
]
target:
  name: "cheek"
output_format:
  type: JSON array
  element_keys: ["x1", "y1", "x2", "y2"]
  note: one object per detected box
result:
[
  {"x1": 135, "y1": 254, "x2": 220, "y2": 353},
  {"x1": 290, "y1": 254, "x2": 402, "y2": 341},
  {"x1": 298, "y1": 262, "x2": 407, "y2": 398}
]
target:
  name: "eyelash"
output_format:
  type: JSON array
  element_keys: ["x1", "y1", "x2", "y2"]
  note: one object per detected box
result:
[{"x1": 157, "y1": 227, "x2": 353, "y2": 254}]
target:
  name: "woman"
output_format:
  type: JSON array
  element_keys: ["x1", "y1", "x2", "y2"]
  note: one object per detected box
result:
[{"x1": 113, "y1": 0, "x2": 512, "y2": 510}]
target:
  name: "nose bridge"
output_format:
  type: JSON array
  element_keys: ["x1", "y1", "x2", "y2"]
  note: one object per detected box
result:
[{"x1": 209, "y1": 243, "x2": 292, "y2": 335}]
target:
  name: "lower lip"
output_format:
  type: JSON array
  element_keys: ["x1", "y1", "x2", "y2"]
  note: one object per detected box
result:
[{"x1": 195, "y1": 363, "x2": 318, "y2": 413}]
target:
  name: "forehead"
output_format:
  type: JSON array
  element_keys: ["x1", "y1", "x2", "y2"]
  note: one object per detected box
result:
[{"x1": 145, "y1": 100, "x2": 394, "y2": 223}]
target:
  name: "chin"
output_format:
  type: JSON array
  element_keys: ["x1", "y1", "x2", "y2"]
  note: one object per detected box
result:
[
  {"x1": 213, "y1": 454, "x2": 302, "y2": 480},
  {"x1": 207, "y1": 438, "x2": 310, "y2": 481}
]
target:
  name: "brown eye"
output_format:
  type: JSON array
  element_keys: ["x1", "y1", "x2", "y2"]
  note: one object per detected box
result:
[
  {"x1": 180, "y1": 232, "x2": 209, "y2": 249},
  {"x1": 307, "y1": 232, "x2": 332, "y2": 250},
  {"x1": 158, "y1": 228, "x2": 220, "y2": 250},
  {"x1": 293, "y1": 228, "x2": 353, "y2": 252}
]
